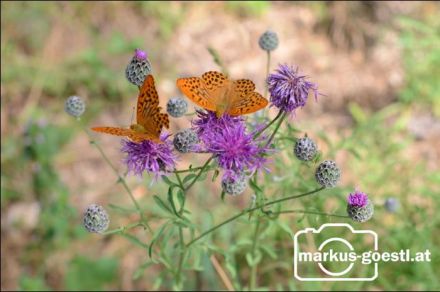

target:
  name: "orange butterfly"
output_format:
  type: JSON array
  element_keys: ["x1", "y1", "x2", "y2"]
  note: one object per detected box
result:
[
  {"x1": 176, "y1": 71, "x2": 268, "y2": 117},
  {"x1": 92, "y1": 75, "x2": 169, "y2": 143}
]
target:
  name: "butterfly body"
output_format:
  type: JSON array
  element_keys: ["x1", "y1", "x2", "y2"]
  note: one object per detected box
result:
[
  {"x1": 92, "y1": 75, "x2": 169, "y2": 143},
  {"x1": 177, "y1": 71, "x2": 268, "y2": 117}
]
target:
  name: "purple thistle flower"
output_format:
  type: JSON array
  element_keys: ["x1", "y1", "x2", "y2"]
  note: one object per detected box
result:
[
  {"x1": 267, "y1": 64, "x2": 319, "y2": 114},
  {"x1": 134, "y1": 48, "x2": 147, "y2": 60},
  {"x1": 192, "y1": 110, "x2": 243, "y2": 138},
  {"x1": 121, "y1": 132, "x2": 177, "y2": 178},
  {"x1": 192, "y1": 110, "x2": 270, "y2": 180},
  {"x1": 347, "y1": 190, "x2": 369, "y2": 207}
]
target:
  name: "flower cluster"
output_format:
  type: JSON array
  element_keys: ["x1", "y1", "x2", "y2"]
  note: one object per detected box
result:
[{"x1": 74, "y1": 29, "x2": 375, "y2": 250}]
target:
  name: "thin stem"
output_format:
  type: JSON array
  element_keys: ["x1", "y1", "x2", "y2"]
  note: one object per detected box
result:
[
  {"x1": 101, "y1": 222, "x2": 143, "y2": 235},
  {"x1": 186, "y1": 187, "x2": 325, "y2": 247},
  {"x1": 83, "y1": 128, "x2": 151, "y2": 232},
  {"x1": 274, "y1": 210, "x2": 349, "y2": 218},
  {"x1": 249, "y1": 219, "x2": 261, "y2": 290},
  {"x1": 175, "y1": 172, "x2": 185, "y2": 190},
  {"x1": 264, "y1": 50, "x2": 271, "y2": 99},
  {"x1": 173, "y1": 166, "x2": 204, "y2": 174},
  {"x1": 175, "y1": 172, "x2": 186, "y2": 215},
  {"x1": 184, "y1": 156, "x2": 214, "y2": 191},
  {"x1": 253, "y1": 110, "x2": 283, "y2": 139},
  {"x1": 176, "y1": 226, "x2": 187, "y2": 288},
  {"x1": 265, "y1": 111, "x2": 286, "y2": 147}
]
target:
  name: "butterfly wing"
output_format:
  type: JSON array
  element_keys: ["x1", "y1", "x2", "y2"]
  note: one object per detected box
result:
[
  {"x1": 228, "y1": 79, "x2": 268, "y2": 116},
  {"x1": 91, "y1": 126, "x2": 160, "y2": 143},
  {"x1": 91, "y1": 126, "x2": 134, "y2": 137},
  {"x1": 176, "y1": 71, "x2": 229, "y2": 112},
  {"x1": 137, "y1": 75, "x2": 170, "y2": 140}
]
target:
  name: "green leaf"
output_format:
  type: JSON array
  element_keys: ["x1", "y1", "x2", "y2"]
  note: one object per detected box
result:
[
  {"x1": 149, "y1": 222, "x2": 170, "y2": 258},
  {"x1": 121, "y1": 233, "x2": 148, "y2": 249},
  {"x1": 245, "y1": 250, "x2": 262, "y2": 267},
  {"x1": 107, "y1": 203, "x2": 136, "y2": 215},
  {"x1": 167, "y1": 187, "x2": 180, "y2": 217},
  {"x1": 153, "y1": 195, "x2": 173, "y2": 214},
  {"x1": 183, "y1": 174, "x2": 197, "y2": 185},
  {"x1": 176, "y1": 189, "x2": 186, "y2": 213},
  {"x1": 212, "y1": 169, "x2": 220, "y2": 182},
  {"x1": 161, "y1": 175, "x2": 178, "y2": 187}
]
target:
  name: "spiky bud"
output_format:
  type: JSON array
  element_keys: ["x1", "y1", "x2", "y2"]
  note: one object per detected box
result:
[
  {"x1": 315, "y1": 160, "x2": 341, "y2": 188},
  {"x1": 125, "y1": 49, "x2": 152, "y2": 87},
  {"x1": 347, "y1": 191, "x2": 374, "y2": 223},
  {"x1": 221, "y1": 174, "x2": 248, "y2": 196},
  {"x1": 65, "y1": 95, "x2": 85, "y2": 118},
  {"x1": 294, "y1": 136, "x2": 318, "y2": 161},
  {"x1": 173, "y1": 129, "x2": 199, "y2": 153},
  {"x1": 259, "y1": 30, "x2": 279, "y2": 52},
  {"x1": 167, "y1": 98, "x2": 188, "y2": 118},
  {"x1": 83, "y1": 204, "x2": 109, "y2": 233}
]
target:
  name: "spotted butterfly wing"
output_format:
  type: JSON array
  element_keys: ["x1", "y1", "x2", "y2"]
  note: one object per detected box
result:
[
  {"x1": 136, "y1": 75, "x2": 169, "y2": 141},
  {"x1": 91, "y1": 126, "x2": 157, "y2": 142},
  {"x1": 91, "y1": 74, "x2": 169, "y2": 143},
  {"x1": 177, "y1": 71, "x2": 268, "y2": 117},
  {"x1": 228, "y1": 79, "x2": 268, "y2": 116},
  {"x1": 176, "y1": 76, "x2": 217, "y2": 112}
]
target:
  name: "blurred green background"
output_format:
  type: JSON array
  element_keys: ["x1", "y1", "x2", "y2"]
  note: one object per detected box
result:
[{"x1": 1, "y1": 1, "x2": 439, "y2": 291}]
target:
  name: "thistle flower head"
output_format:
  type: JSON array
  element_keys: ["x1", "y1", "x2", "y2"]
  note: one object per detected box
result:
[
  {"x1": 65, "y1": 95, "x2": 85, "y2": 118},
  {"x1": 125, "y1": 48, "x2": 152, "y2": 86},
  {"x1": 267, "y1": 64, "x2": 319, "y2": 114},
  {"x1": 167, "y1": 97, "x2": 188, "y2": 118},
  {"x1": 294, "y1": 135, "x2": 318, "y2": 161},
  {"x1": 173, "y1": 128, "x2": 199, "y2": 153},
  {"x1": 192, "y1": 110, "x2": 269, "y2": 180},
  {"x1": 121, "y1": 132, "x2": 177, "y2": 178},
  {"x1": 221, "y1": 173, "x2": 248, "y2": 196},
  {"x1": 315, "y1": 160, "x2": 341, "y2": 188},
  {"x1": 347, "y1": 190, "x2": 368, "y2": 207},
  {"x1": 83, "y1": 204, "x2": 109, "y2": 233},
  {"x1": 259, "y1": 30, "x2": 279, "y2": 52},
  {"x1": 346, "y1": 190, "x2": 374, "y2": 223},
  {"x1": 192, "y1": 110, "x2": 242, "y2": 138}
]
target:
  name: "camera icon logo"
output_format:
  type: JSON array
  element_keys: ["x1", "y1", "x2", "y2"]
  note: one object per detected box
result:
[{"x1": 293, "y1": 223, "x2": 378, "y2": 281}]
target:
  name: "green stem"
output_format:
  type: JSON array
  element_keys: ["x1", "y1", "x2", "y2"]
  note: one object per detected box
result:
[
  {"x1": 250, "y1": 219, "x2": 261, "y2": 290},
  {"x1": 175, "y1": 172, "x2": 185, "y2": 190},
  {"x1": 173, "y1": 166, "x2": 205, "y2": 174},
  {"x1": 184, "y1": 156, "x2": 214, "y2": 191},
  {"x1": 83, "y1": 128, "x2": 151, "y2": 232},
  {"x1": 253, "y1": 110, "x2": 283, "y2": 139},
  {"x1": 274, "y1": 210, "x2": 349, "y2": 218},
  {"x1": 265, "y1": 111, "x2": 286, "y2": 146},
  {"x1": 175, "y1": 172, "x2": 186, "y2": 215},
  {"x1": 264, "y1": 50, "x2": 271, "y2": 99},
  {"x1": 186, "y1": 187, "x2": 325, "y2": 248},
  {"x1": 176, "y1": 226, "x2": 187, "y2": 288},
  {"x1": 101, "y1": 222, "x2": 143, "y2": 235}
]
